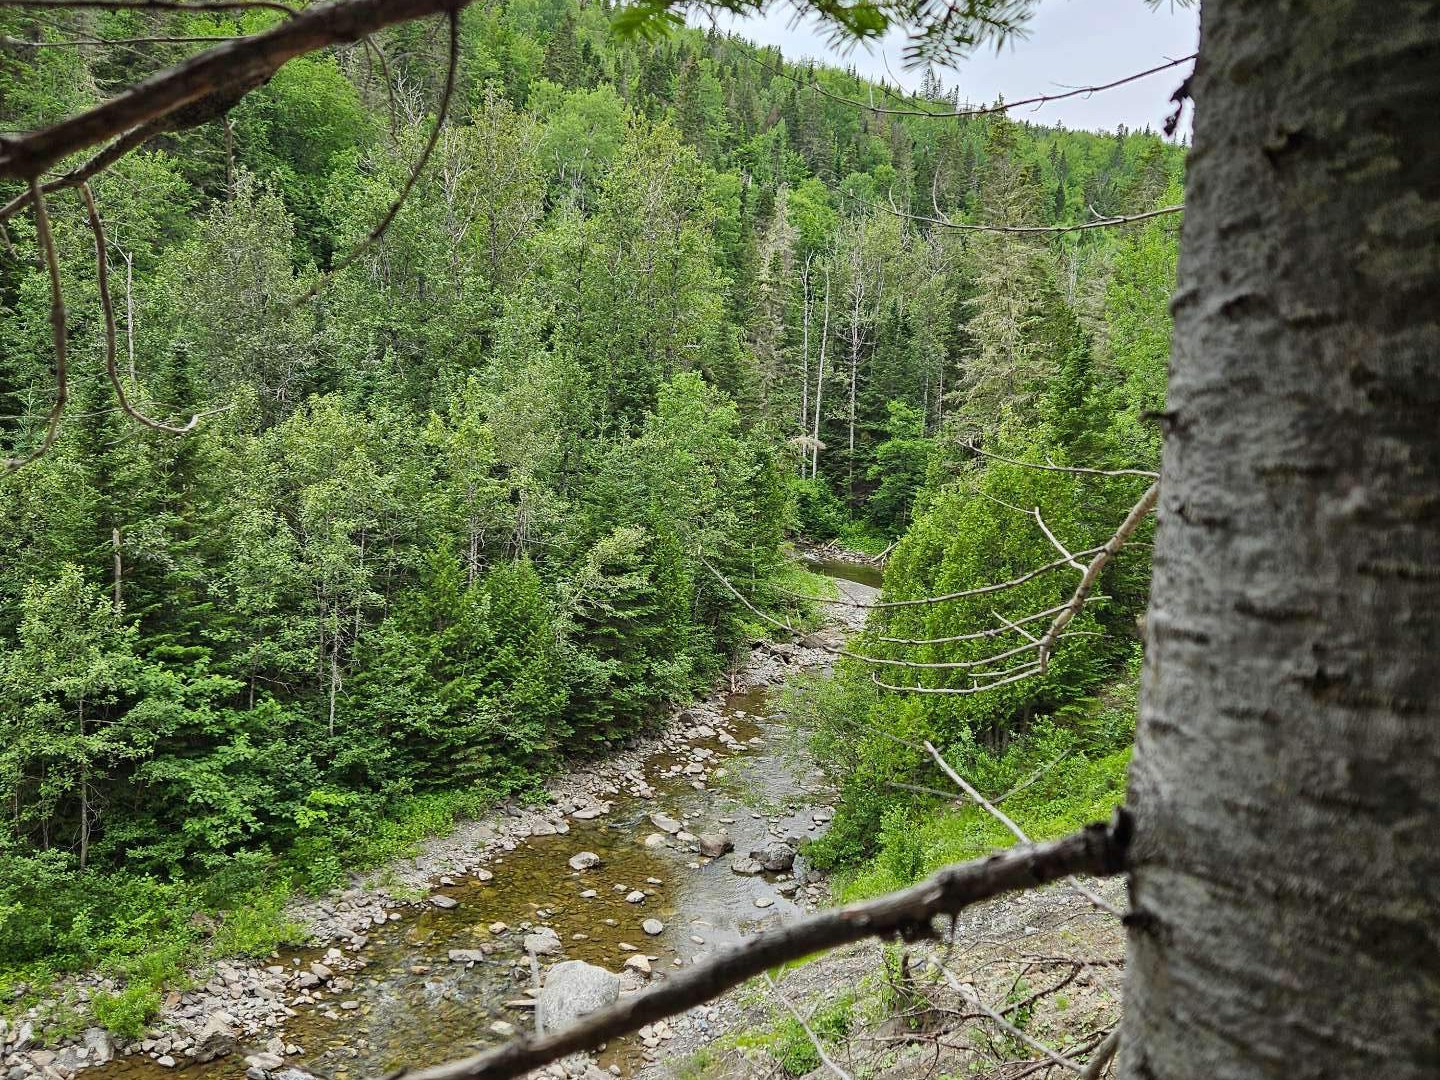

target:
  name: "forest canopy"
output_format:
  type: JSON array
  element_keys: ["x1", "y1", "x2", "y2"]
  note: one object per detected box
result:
[{"x1": 0, "y1": 0, "x2": 1181, "y2": 1016}]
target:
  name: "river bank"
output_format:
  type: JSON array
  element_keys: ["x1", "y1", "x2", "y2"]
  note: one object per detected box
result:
[{"x1": 2, "y1": 566, "x2": 874, "y2": 1080}]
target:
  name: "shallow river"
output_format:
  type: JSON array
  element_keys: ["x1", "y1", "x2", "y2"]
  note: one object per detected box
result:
[{"x1": 98, "y1": 568, "x2": 876, "y2": 1080}]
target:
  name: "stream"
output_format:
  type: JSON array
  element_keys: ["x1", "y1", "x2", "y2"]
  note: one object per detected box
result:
[{"x1": 93, "y1": 563, "x2": 877, "y2": 1080}]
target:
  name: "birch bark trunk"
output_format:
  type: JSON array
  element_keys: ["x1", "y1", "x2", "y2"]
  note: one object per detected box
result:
[{"x1": 1122, "y1": 4, "x2": 1440, "y2": 1077}]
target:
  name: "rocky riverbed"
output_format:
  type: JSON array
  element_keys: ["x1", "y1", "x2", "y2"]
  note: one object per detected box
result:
[{"x1": 2, "y1": 566, "x2": 875, "y2": 1080}]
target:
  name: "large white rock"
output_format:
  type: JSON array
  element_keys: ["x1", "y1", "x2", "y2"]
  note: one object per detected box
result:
[{"x1": 537, "y1": 961, "x2": 621, "y2": 1034}]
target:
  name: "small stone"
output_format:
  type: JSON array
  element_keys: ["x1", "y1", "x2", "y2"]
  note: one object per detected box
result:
[
  {"x1": 579, "y1": 889, "x2": 598, "y2": 899},
  {"x1": 339, "y1": 1001, "x2": 360, "y2": 1011},
  {"x1": 622, "y1": 955, "x2": 652, "y2": 976},
  {"x1": 642, "y1": 833, "x2": 668, "y2": 849},
  {"x1": 754, "y1": 897, "x2": 775, "y2": 909},
  {"x1": 489, "y1": 1021, "x2": 516, "y2": 1038},
  {"x1": 642, "y1": 919, "x2": 664, "y2": 936},
  {"x1": 474, "y1": 868, "x2": 494, "y2": 882},
  {"x1": 649, "y1": 812, "x2": 682, "y2": 835},
  {"x1": 429, "y1": 895, "x2": 458, "y2": 910},
  {"x1": 625, "y1": 891, "x2": 646, "y2": 904},
  {"x1": 568, "y1": 852, "x2": 602, "y2": 871},
  {"x1": 490, "y1": 922, "x2": 509, "y2": 934},
  {"x1": 155, "y1": 1057, "x2": 176, "y2": 1069}
]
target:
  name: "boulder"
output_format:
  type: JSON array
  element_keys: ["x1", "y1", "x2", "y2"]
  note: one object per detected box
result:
[
  {"x1": 524, "y1": 928, "x2": 564, "y2": 956},
  {"x1": 82, "y1": 1028, "x2": 114, "y2": 1066},
  {"x1": 697, "y1": 831, "x2": 733, "y2": 858},
  {"x1": 750, "y1": 841, "x2": 795, "y2": 872},
  {"x1": 192, "y1": 1011, "x2": 239, "y2": 1063},
  {"x1": 567, "y1": 852, "x2": 602, "y2": 871},
  {"x1": 244, "y1": 1053, "x2": 284, "y2": 1073},
  {"x1": 537, "y1": 961, "x2": 621, "y2": 1034}
]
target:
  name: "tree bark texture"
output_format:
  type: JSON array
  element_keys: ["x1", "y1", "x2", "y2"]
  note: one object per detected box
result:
[{"x1": 1123, "y1": 3, "x2": 1440, "y2": 1078}]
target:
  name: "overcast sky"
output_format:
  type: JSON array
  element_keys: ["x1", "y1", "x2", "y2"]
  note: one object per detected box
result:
[{"x1": 704, "y1": 1, "x2": 1200, "y2": 136}]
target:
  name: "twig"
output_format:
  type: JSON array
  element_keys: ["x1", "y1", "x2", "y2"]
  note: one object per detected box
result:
[
  {"x1": 764, "y1": 974, "x2": 854, "y2": 1080},
  {"x1": 924, "y1": 742, "x2": 1122, "y2": 918},
  {"x1": 80, "y1": 183, "x2": 210, "y2": 433},
  {"x1": 296, "y1": 7, "x2": 459, "y2": 304},
  {"x1": 935, "y1": 965, "x2": 1082, "y2": 1074},
  {"x1": 1078, "y1": 1028, "x2": 1121, "y2": 1080},
  {"x1": 3, "y1": 179, "x2": 66, "y2": 470},
  {"x1": 733, "y1": 39, "x2": 1194, "y2": 121},
  {"x1": 390, "y1": 821, "x2": 1131, "y2": 1080},
  {"x1": 961, "y1": 441, "x2": 1159, "y2": 479},
  {"x1": 1035, "y1": 483, "x2": 1158, "y2": 668}
]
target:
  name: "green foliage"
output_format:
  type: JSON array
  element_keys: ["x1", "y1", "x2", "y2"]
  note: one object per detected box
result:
[{"x1": 0, "y1": 0, "x2": 1178, "y2": 1016}]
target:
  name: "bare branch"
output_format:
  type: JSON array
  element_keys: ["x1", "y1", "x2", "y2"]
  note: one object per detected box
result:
[
  {"x1": 873, "y1": 191, "x2": 1183, "y2": 235},
  {"x1": 960, "y1": 442, "x2": 1159, "y2": 479},
  {"x1": 1035, "y1": 483, "x2": 1159, "y2": 668},
  {"x1": 1, "y1": 33, "x2": 242, "y2": 46},
  {"x1": 0, "y1": 117, "x2": 167, "y2": 224},
  {"x1": 3, "y1": 179, "x2": 66, "y2": 471},
  {"x1": 296, "y1": 6, "x2": 459, "y2": 304},
  {"x1": 873, "y1": 600, "x2": 1105, "y2": 645},
  {"x1": 1078, "y1": 1027, "x2": 1121, "y2": 1080},
  {"x1": 935, "y1": 965, "x2": 1082, "y2": 1074},
  {"x1": 80, "y1": 182, "x2": 213, "y2": 433},
  {"x1": 765, "y1": 974, "x2": 854, "y2": 1080},
  {"x1": 768, "y1": 549, "x2": 1107, "y2": 610},
  {"x1": 1033, "y1": 507, "x2": 1084, "y2": 571},
  {"x1": 0, "y1": 0, "x2": 471, "y2": 181},
  {"x1": 924, "y1": 741, "x2": 1122, "y2": 917},
  {"x1": 734, "y1": 38, "x2": 1195, "y2": 122},
  {"x1": 840, "y1": 632, "x2": 1100, "y2": 672},
  {"x1": 0, "y1": 0, "x2": 295, "y2": 13},
  {"x1": 388, "y1": 820, "x2": 1131, "y2": 1080},
  {"x1": 871, "y1": 664, "x2": 1044, "y2": 696}
]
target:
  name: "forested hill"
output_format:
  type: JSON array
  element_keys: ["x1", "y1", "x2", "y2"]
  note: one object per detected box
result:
[{"x1": 0, "y1": 0, "x2": 1180, "y2": 985}]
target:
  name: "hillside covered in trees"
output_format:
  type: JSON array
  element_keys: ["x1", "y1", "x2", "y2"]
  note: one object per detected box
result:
[{"x1": 0, "y1": 0, "x2": 1182, "y2": 1037}]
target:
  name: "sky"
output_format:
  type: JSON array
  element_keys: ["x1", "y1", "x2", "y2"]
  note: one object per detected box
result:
[{"x1": 704, "y1": 1, "x2": 1201, "y2": 136}]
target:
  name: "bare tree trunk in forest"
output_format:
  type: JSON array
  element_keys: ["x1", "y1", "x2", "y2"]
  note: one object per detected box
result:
[
  {"x1": 800, "y1": 255, "x2": 812, "y2": 470},
  {"x1": 78, "y1": 698, "x2": 88, "y2": 871},
  {"x1": 810, "y1": 268, "x2": 830, "y2": 480},
  {"x1": 111, "y1": 527, "x2": 122, "y2": 614},
  {"x1": 1121, "y1": 4, "x2": 1440, "y2": 1078}
]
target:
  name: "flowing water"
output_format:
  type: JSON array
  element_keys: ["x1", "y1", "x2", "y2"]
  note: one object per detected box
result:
[{"x1": 97, "y1": 570, "x2": 876, "y2": 1080}]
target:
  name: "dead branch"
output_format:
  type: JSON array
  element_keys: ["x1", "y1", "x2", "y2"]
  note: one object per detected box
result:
[
  {"x1": 0, "y1": 0, "x2": 295, "y2": 13},
  {"x1": 840, "y1": 632, "x2": 1101, "y2": 672},
  {"x1": 871, "y1": 663, "x2": 1045, "y2": 696},
  {"x1": 960, "y1": 442, "x2": 1159, "y2": 480},
  {"x1": 735, "y1": 39, "x2": 1195, "y2": 122},
  {"x1": 768, "y1": 549, "x2": 1107, "y2": 611},
  {"x1": 1077, "y1": 1028, "x2": 1120, "y2": 1080},
  {"x1": 765, "y1": 973, "x2": 854, "y2": 1080},
  {"x1": 296, "y1": 7, "x2": 458, "y2": 303},
  {"x1": 390, "y1": 820, "x2": 1130, "y2": 1080},
  {"x1": 0, "y1": 0, "x2": 472, "y2": 182},
  {"x1": 1034, "y1": 483, "x2": 1158, "y2": 669},
  {"x1": 2, "y1": 180, "x2": 66, "y2": 470},
  {"x1": 874, "y1": 601, "x2": 1106, "y2": 645},
  {"x1": 877, "y1": 188, "x2": 1183, "y2": 235},
  {"x1": 1, "y1": 33, "x2": 242, "y2": 46},
  {"x1": 80, "y1": 182, "x2": 210, "y2": 433},
  {"x1": 924, "y1": 742, "x2": 1122, "y2": 918},
  {"x1": 936, "y1": 965, "x2": 1082, "y2": 1074}
]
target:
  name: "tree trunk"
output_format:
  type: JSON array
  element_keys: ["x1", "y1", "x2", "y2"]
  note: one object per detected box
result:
[
  {"x1": 1122, "y1": 4, "x2": 1440, "y2": 1078},
  {"x1": 810, "y1": 268, "x2": 830, "y2": 480}
]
